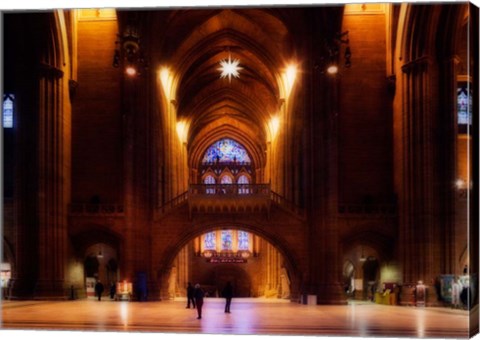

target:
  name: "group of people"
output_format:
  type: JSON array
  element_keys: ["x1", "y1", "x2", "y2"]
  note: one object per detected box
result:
[
  {"x1": 94, "y1": 280, "x2": 116, "y2": 301},
  {"x1": 186, "y1": 281, "x2": 234, "y2": 319}
]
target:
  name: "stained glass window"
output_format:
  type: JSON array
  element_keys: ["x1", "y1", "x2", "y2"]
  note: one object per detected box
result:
[
  {"x1": 221, "y1": 230, "x2": 233, "y2": 251},
  {"x1": 204, "y1": 232, "x2": 216, "y2": 250},
  {"x1": 204, "y1": 175, "x2": 216, "y2": 194},
  {"x1": 221, "y1": 175, "x2": 233, "y2": 184},
  {"x1": 238, "y1": 231, "x2": 249, "y2": 250},
  {"x1": 238, "y1": 174, "x2": 249, "y2": 194},
  {"x1": 202, "y1": 138, "x2": 251, "y2": 164},
  {"x1": 457, "y1": 86, "x2": 472, "y2": 126},
  {"x1": 3, "y1": 94, "x2": 14, "y2": 128}
]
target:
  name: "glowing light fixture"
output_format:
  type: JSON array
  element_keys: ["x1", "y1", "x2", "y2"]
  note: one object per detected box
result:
[
  {"x1": 159, "y1": 67, "x2": 175, "y2": 101},
  {"x1": 125, "y1": 66, "x2": 137, "y2": 77},
  {"x1": 282, "y1": 64, "x2": 297, "y2": 98},
  {"x1": 455, "y1": 179, "x2": 466, "y2": 189},
  {"x1": 327, "y1": 64, "x2": 339, "y2": 75},
  {"x1": 269, "y1": 116, "x2": 280, "y2": 141},
  {"x1": 176, "y1": 121, "x2": 188, "y2": 144},
  {"x1": 218, "y1": 54, "x2": 242, "y2": 82}
]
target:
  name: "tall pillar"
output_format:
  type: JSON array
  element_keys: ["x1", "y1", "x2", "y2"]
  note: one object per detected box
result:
[
  {"x1": 397, "y1": 56, "x2": 455, "y2": 305},
  {"x1": 33, "y1": 63, "x2": 69, "y2": 299}
]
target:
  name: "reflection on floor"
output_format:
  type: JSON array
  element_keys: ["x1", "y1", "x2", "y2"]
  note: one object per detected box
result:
[{"x1": 0, "y1": 298, "x2": 476, "y2": 339}]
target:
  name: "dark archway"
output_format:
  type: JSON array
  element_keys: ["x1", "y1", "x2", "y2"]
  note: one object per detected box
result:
[
  {"x1": 204, "y1": 264, "x2": 252, "y2": 297},
  {"x1": 156, "y1": 221, "x2": 303, "y2": 301}
]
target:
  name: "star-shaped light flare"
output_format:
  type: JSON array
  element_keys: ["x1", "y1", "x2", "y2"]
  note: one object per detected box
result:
[{"x1": 218, "y1": 55, "x2": 242, "y2": 82}]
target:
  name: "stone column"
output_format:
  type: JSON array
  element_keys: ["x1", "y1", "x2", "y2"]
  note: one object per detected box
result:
[
  {"x1": 397, "y1": 56, "x2": 456, "y2": 305},
  {"x1": 33, "y1": 63, "x2": 69, "y2": 299}
]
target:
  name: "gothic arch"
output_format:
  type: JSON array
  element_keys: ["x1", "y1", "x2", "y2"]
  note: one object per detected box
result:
[
  {"x1": 70, "y1": 225, "x2": 123, "y2": 260},
  {"x1": 156, "y1": 221, "x2": 303, "y2": 299},
  {"x1": 340, "y1": 230, "x2": 395, "y2": 263}
]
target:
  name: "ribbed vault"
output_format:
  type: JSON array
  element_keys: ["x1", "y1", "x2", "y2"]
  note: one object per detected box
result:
[{"x1": 148, "y1": 8, "x2": 294, "y2": 170}]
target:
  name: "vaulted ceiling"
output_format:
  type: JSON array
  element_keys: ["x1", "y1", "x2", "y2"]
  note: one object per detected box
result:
[{"x1": 118, "y1": 7, "x2": 343, "y2": 166}]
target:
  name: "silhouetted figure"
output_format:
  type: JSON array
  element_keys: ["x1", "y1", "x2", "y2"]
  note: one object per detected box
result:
[
  {"x1": 194, "y1": 283, "x2": 205, "y2": 319},
  {"x1": 110, "y1": 282, "x2": 116, "y2": 300},
  {"x1": 186, "y1": 282, "x2": 196, "y2": 309},
  {"x1": 222, "y1": 281, "x2": 233, "y2": 313},
  {"x1": 95, "y1": 280, "x2": 104, "y2": 301}
]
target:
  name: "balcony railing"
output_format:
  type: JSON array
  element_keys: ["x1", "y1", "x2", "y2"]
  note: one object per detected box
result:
[
  {"x1": 188, "y1": 184, "x2": 271, "y2": 215},
  {"x1": 189, "y1": 183, "x2": 270, "y2": 196}
]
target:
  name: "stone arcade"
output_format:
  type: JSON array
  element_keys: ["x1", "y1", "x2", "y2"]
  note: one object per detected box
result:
[{"x1": 1, "y1": 3, "x2": 478, "y2": 314}]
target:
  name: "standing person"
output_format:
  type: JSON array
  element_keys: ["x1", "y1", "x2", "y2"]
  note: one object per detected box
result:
[
  {"x1": 194, "y1": 283, "x2": 205, "y2": 319},
  {"x1": 95, "y1": 279, "x2": 104, "y2": 301},
  {"x1": 110, "y1": 282, "x2": 116, "y2": 300},
  {"x1": 452, "y1": 277, "x2": 463, "y2": 309},
  {"x1": 222, "y1": 281, "x2": 233, "y2": 313},
  {"x1": 186, "y1": 282, "x2": 196, "y2": 309}
]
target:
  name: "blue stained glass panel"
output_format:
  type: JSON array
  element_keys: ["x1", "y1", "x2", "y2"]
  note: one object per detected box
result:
[
  {"x1": 457, "y1": 87, "x2": 472, "y2": 125},
  {"x1": 238, "y1": 231, "x2": 249, "y2": 250},
  {"x1": 204, "y1": 232, "x2": 216, "y2": 250},
  {"x1": 202, "y1": 138, "x2": 251, "y2": 163},
  {"x1": 221, "y1": 230, "x2": 233, "y2": 251},
  {"x1": 3, "y1": 94, "x2": 14, "y2": 128}
]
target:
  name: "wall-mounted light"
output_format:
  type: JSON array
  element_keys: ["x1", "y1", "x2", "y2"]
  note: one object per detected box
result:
[
  {"x1": 176, "y1": 120, "x2": 188, "y2": 144},
  {"x1": 159, "y1": 67, "x2": 176, "y2": 101},
  {"x1": 455, "y1": 178, "x2": 466, "y2": 189},
  {"x1": 268, "y1": 115, "x2": 280, "y2": 141},
  {"x1": 318, "y1": 31, "x2": 352, "y2": 76},
  {"x1": 282, "y1": 64, "x2": 297, "y2": 98},
  {"x1": 113, "y1": 24, "x2": 148, "y2": 77},
  {"x1": 327, "y1": 64, "x2": 339, "y2": 75}
]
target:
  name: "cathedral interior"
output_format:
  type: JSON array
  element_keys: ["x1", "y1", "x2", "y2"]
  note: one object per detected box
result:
[{"x1": 1, "y1": 3, "x2": 479, "y2": 333}]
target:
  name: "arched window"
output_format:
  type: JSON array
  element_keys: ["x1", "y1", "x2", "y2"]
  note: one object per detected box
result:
[
  {"x1": 202, "y1": 138, "x2": 251, "y2": 164},
  {"x1": 204, "y1": 174, "x2": 216, "y2": 194},
  {"x1": 220, "y1": 175, "x2": 233, "y2": 184},
  {"x1": 457, "y1": 86, "x2": 472, "y2": 126},
  {"x1": 238, "y1": 231, "x2": 249, "y2": 250},
  {"x1": 221, "y1": 230, "x2": 233, "y2": 251},
  {"x1": 204, "y1": 232, "x2": 216, "y2": 250},
  {"x1": 238, "y1": 174, "x2": 250, "y2": 194},
  {"x1": 3, "y1": 94, "x2": 14, "y2": 128}
]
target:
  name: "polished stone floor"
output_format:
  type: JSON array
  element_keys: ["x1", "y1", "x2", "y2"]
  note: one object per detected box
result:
[{"x1": 0, "y1": 297, "x2": 477, "y2": 340}]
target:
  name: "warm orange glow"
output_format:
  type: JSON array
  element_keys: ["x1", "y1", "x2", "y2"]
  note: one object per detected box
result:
[
  {"x1": 282, "y1": 64, "x2": 297, "y2": 98},
  {"x1": 327, "y1": 64, "x2": 338, "y2": 75},
  {"x1": 176, "y1": 121, "x2": 188, "y2": 144},
  {"x1": 268, "y1": 115, "x2": 280, "y2": 141},
  {"x1": 125, "y1": 66, "x2": 137, "y2": 76},
  {"x1": 159, "y1": 67, "x2": 175, "y2": 100},
  {"x1": 455, "y1": 179, "x2": 466, "y2": 189}
]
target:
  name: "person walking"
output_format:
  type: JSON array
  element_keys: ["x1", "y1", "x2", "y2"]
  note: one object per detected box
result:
[
  {"x1": 110, "y1": 282, "x2": 116, "y2": 300},
  {"x1": 95, "y1": 280, "x2": 104, "y2": 301},
  {"x1": 194, "y1": 283, "x2": 205, "y2": 319},
  {"x1": 186, "y1": 282, "x2": 196, "y2": 309},
  {"x1": 222, "y1": 281, "x2": 233, "y2": 313}
]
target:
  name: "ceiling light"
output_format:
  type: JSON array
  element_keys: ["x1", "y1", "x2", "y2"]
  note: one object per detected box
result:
[{"x1": 218, "y1": 54, "x2": 242, "y2": 82}]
